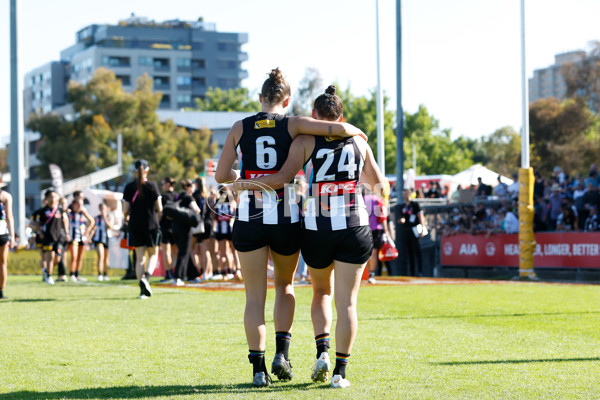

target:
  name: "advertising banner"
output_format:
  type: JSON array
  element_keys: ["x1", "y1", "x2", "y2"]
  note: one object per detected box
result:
[{"x1": 441, "y1": 233, "x2": 600, "y2": 268}]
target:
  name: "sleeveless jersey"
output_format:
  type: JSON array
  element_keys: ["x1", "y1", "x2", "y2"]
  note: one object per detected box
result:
[
  {"x1": 93, "y1": 215, "x2": 108, "y2": 244},
  {"x1": 69, "y1": 211, "x2": 86, "y2": 242},
  {"x1": 303, "y1": 136, "x2": 369, "y2": 231},
  {"x1": 236, "y1": 112, "x2": 299, "y2": 225},
  {"x1": 215, "y1": 203, "x2": 234, "y2": 235},
  {"x1": 0, "y1": 194, "x2": 7, "y2": 235}
]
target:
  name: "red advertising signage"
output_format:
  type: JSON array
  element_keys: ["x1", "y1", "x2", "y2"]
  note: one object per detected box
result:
[{"x1": 441, "y1": 233, "x2": 600, "y2": 268}]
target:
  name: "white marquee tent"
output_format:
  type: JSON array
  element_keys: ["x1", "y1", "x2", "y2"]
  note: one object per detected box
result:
[{"x1": 451, "y1": 164, "x2": 514, "y2": 187}]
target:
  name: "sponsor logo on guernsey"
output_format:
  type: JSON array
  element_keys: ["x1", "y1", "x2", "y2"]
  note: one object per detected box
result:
[
  {"x1": 254, "y1": 119, "x2": 276, "y2": 129},
  {"x1": 317, "y1": 181, "x2": 356, "y2": 195},
  {"x1": 324, "y1": 135, "x2": 343, "y2": 142},
  {"x1": 243, "y1": 170, "x2": 277, "y2": 179}
]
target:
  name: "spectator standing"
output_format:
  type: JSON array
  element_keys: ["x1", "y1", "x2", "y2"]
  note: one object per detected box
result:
[
  {"x1": 548, "y1": 184, "x2": 564, "y2": 230},
  {"x1": 584, "y1": 205, "x2": 599, "y2": 231},
  {"x1": 172, "y1": 179, "x2": 201, "y2": 285},
  {"x1": 91, "y1": 203, "x2": 113, "y2": 281},
  {"x1": 534, "y1": 171, "x2": 546, "y2": 199},
  {"x1": 398, "y1": 189, "x2": 427, "y2": 276},
  {"x1": 122, "y1": 159, "x2": 163, "y2": 299},
  {"x1": 502, "y1": 208, "x2": 519, "y2": 234},
  {"x1": 68, "y1": 198, "x2": 95, "y2": 282},
  {"x1": 507, "y1": 173, "x2": 519, "y2": 200},
  {"x1": 159, "y1": 177, "x2": 178, "y2": 282},
  {"x1": 493, "y1": 176, "x2": 508, "y2": 198},
  {"x1": 572, "y1": 181, "x2": 588, "y2": 230}
]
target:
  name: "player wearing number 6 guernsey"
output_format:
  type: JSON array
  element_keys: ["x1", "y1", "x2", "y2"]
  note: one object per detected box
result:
[
  {"x1": 216, "y1": 69, "x2": 367, "y2": 388},
  {"x1": 234, "y1": 85, "x2": 386, "y2": 389}
]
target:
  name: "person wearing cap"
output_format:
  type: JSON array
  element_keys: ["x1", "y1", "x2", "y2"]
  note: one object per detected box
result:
[{"x1": 122, "y1": 159, "x2": 163, "y2": 299}]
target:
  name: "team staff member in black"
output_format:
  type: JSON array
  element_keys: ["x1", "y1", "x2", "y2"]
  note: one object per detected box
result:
[
  {"x1": 36, "y1": 189, "x2": 70, "y2": 285},
  {"x1": 192, "y1": 177, "x2": 213, "y2": 280},
  {"x1": 122, "y1": 159, "x2": 163, "y2": 299},
  {"x1": 398, "y1": 189, "x2": 427, "y2": 276},
  {"x1": 172, "y1": 179, "x2": 201, "y2": 286},
  {"x1": 216, "y1": 68, "x2": 366, "y2": 387},
  {"x1": 159, "y1": 177, "x2": 178, "y2": 282},
  {"x1": 0, "y1": 187, "x2": 15, "y2": 299},
  {"x1": 236, "y1": 85, "x2": 386, "y2": 389}
]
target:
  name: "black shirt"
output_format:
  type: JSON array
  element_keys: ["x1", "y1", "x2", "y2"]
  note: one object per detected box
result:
[
  {"x1": 160, "y1": 190, "x2": 177, "y2": 232},
  {"x1": 123, "y1": 180, "x2": 161, "y2": 231},
  {"x1": 399, "y1": 201, "x2": 422, "y2": 228},
  {"x1": 38, "y1": 205, "x2": 66, "y2": 242}
]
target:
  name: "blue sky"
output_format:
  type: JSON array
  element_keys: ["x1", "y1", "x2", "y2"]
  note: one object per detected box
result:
[{"x1": 1, "y1": 0, "x2": 599, "y2": 145}]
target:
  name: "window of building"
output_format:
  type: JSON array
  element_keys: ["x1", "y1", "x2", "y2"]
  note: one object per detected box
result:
[
  {"x1": 153, "y1": 58, "x2": 170, "y2": 70},
  {"x1": 192, "y1": 59, "x2": 206, "y2": 69},
  {"x1": 217, "y1": 78, "x2": 237, "y2": 88},
  {"x1": 153, "y1": 76, "x2": 170, "y2": 89},
  {"x1": 192, "y1": 42, "x2": 204, "y2": 50},
  {"x1": 139, "y1": 56, "x2": 153, "y2": 66},
  {"x1": 160, "y1": 94, "x2": 171, "y2": 108},
  {"x1": 177, "y1": 58, "x2": 191, "y2": 67},
  {"x1": 217, "y1": 42, "x2": 237, "y2": 52},
  {"x1": 177, "y1": 94, "x2": 192, "y2": 106},
  {"x1": 116, "y1": 75, "x2": 131, "y2": 86},
  {"x1": 176, "y1": 76, "x2": 192, "y2": 88},
  {"x1": 192, "y1": 77, "x2": 206, "y2": 87},
  {"x1": 217, "y1": 60, "x2": 237, "y2": 69},
  {"x1": 101, "y1": 56, "x2": 130, "y2": 67}
]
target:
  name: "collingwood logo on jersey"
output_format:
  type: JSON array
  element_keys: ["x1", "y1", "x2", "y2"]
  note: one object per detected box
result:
[{"x1": 254, "y1": 119, "x2": 276, "y2": 129}]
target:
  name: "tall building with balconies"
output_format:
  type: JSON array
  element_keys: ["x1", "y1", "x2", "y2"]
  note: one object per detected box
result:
[
  {"x1": 528, "y1": 50, "x2": 586, "y2": 103},
  {"x1": 24, "y1": 15, "x2": 248, "y2": 122}
]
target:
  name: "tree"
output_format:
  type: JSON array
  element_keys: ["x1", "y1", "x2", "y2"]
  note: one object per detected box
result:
[
  {"x1": 562, "y1": 41, "x2": 600, "y2": 113},
  {"x1": 403, "y1": 105, "x2": 473, "y2": 175},
  {"x1": 27, "y1": 68, "x2": 217, "y2": 185},
  {"x1": 338, "y1": 86, "x2": 397, "y2": 174},
  {"x1": 479, "y1": 126, "x2": 521, "y2": 177},
  {"x1": 529, "y1": 96, "x2": 599, "y2": 176},
  {"x1": 192, "y1": 87, "x2": 260, "y2": 112},
  {"x1": 291, "y1": 68, "x2": 323, "y2": 117}
]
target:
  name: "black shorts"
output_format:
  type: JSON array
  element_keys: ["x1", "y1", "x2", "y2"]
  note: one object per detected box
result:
[
  {"x1": 371, "y1": 229, "x2": 385, "y2": 250},
  {"x1": 129, "y1": 229, "x2": 162, "y2": 248},
  {"x1": 41, "y1": 240, "x2": 65, "y2": 255},
  {"x1": 161, "y1": 230, "x2": 177, "y2": 245},
  {"x1": 301, "y1": 225, "x2": 373, "y2": 269},
  {"x1": 233, "y1": 221, "x2": 301, "y2": 256},
  {"x1": 216, "y1": 232, "x2": 233, "y2": 241},
  {"x1": 0, "y1": 234, "x2": 9, "y2": 246},
  {"x1": 93, "y1": 241, "x2": 109, "y2": 248}
]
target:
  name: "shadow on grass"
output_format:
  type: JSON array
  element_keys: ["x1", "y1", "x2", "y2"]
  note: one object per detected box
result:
[
  {"x1": 434, "y1": 357, "x2": 600, "y2": 366},
  {"x1": 362, "y1": 310, "x2": 600, "y2": 321},
  {"x1": 0, "y1": 382, "x2": 316, "y2": 399},
  {"x1": 1, "y1": 298, "x2": 57, "y2": 303}
]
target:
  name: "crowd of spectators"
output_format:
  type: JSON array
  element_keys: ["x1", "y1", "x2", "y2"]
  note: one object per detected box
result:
[{"x1": 433, "y1": 163, "x2": 600, "y2": 236}]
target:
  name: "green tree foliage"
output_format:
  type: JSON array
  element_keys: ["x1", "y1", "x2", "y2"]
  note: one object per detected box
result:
[
  {"x1": 291, "y1": 68, "x2": 324, "y2": 117},
  {"x1": 529, "y1": 96, "x2": 599, "y2": 176},
  {"x1": 403, "y1": 105, "x2": 473, "y2": 175},
  {"x1": 27, "y1": 68, "x2": 217, "y2": 184},
  {"x1": 479, "y1": 126, "x2": 521, "y2": 177},
  {"x1": 193, "y1": 87, "x2": 260, "y2": 112},
  {"x1": 561, "y1": 41, "x2": 600, "y2": 113},
  {"x1": 337, "y1": 87, "x2": 397, "y2": 174}
]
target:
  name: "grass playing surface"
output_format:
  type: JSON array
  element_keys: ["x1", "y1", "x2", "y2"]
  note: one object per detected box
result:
[{"x1": 1, "y1": 276, "x2": 599, "y2": 399}]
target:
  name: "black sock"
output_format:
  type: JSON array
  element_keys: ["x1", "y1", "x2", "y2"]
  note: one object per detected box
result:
[
  {"x1": 74, "y1": 271, "x2": 79, "y2": 278},
  {"x1": 144, "y1": 272, "x2": 151, "y2": 279},
  {"x1": 0, "y1": 289, "x2": 4, "y2": 299},
  {"x1": 166, "y1": 270, "x2": 173, "y2": 279},
  {"x1": 248, "y1": 350, "x2": 266, "y2": 374},
  {"x1": 333, "y1": 352, "x2": 350, "y2": 378},
  {"x1": 275, "y1": 332, "x2": 292, "y2": 360},
  {"x1": 315, "y1": 333, "x2": 330, "y2": 359}
]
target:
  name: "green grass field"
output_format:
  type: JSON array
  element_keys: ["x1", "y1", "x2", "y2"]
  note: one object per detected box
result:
[{"x1": 1, "y1": 276, "x2": 600, "y2": 399}]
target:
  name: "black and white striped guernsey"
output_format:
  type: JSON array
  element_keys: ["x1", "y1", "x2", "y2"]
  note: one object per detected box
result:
[
  {"x1": 303, "y1": 136, "x2": 369, "y2": 231},
  {"x1": 93, "y1": 215, "x2": 108, "y2": 244},
  {"x1": 236, "y1": 112, "x2": 299, "y2": 225}
]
